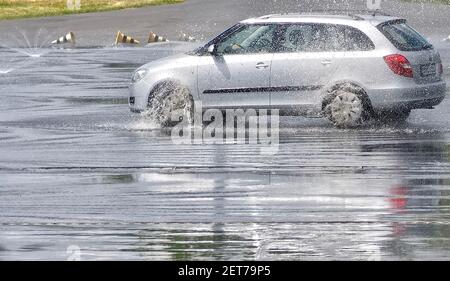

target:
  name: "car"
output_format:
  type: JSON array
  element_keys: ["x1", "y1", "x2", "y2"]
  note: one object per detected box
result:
[{"x1": 129, "y1": 11, "x2": 446, "y2": 128}]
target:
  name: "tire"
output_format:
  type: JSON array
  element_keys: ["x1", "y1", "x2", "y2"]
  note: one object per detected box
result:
[
  {"x1": 323, "y1": 84, "x2": 371, "y2": 128},
  {"x1": 147, "y1": 83, "x2": 194, "y2": 128},
  {"x1": 376, "y1": 109, "x2": 411, "y2": 123}
]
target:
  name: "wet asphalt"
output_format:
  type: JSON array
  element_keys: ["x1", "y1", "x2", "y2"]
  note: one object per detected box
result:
[{"x1": 0, "y1": 1, "x2": 450, "y2": 260}]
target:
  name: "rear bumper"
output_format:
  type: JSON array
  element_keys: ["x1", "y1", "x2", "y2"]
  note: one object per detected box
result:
[{"x1": 368, "y1": 81, "x2": 447, "y2": 110}]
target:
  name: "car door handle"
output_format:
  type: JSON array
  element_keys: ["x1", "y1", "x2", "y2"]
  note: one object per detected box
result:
[
  {"x1": 321, "y1": 60, "x2": 332, "y2": 65},
  {"x1": 256, "y1": 62, "x2": 269, "y2": 69}
]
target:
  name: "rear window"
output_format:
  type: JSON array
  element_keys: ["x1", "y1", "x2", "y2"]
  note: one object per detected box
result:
[{"x1": 378, "y1": 20, "x2": 432, "y2": 51}]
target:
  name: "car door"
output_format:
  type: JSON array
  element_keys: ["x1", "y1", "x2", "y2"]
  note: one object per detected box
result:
[
  {"x1": 198, "y1": 24, "x2": 278, "y2": 108},
  {"x1": 270, "y1": 23, "x2": 339, "y2": 113}
]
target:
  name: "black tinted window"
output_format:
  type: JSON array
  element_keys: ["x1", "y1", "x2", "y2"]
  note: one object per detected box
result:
[
  {"x1": 339, "y1": 25, "x2": 375, "y2": 51},
  {"x1": 378, "y1": 21, "x2": 432, "y2": 51},
  {"x1": 278, "y1": 24, "x2": 374, "y2": 53},
  {"x1": 215, "y1": 24, "x2": 279, "y2": 54}
]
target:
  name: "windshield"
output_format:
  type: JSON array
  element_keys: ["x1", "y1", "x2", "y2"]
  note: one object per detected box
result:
[{"x1": 378, "y1": 20, "x2": 432, "y2": 51}]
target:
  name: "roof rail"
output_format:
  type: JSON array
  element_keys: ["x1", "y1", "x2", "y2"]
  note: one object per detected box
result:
[
  {"x1": 303, "y1": 9, "x2": 391, "y2": 17},
  {"x1": 258, "y1": 12, "x2": 362, "y2": 21},
  {"x1": 257, "y1": 9, "x2": 392, "y2": 21},
  {"x1": 299, "y1": 11, "x2": 365, "y2": 21}
]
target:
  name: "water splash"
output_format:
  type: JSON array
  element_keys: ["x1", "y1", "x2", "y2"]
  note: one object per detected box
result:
[
  {"x1": 0, "y1": 69, "x2": 13, "y2": 74},
  {"x1": 0, "y1": 52, "x2": 46, "y2": 75},
  {"x1": 127, "y1": 117, "x2": 161, "y2": 131},
  {"x1": 0, "y1": 29, "x2": 56, "y2": 75},
  {"x1": 1, "y1": 28, "x2": 55, "y2": 58},
  {"x1": 1, "y1": 47, "x2": 50, "y2": 58},
  {"x1": 138, "y1": 83, "x2": 194, "y2": 129}
]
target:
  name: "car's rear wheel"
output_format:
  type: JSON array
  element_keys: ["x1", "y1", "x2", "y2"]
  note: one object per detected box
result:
[
  {"x1": 147, "y1": 83, "x2": 194, "y2": 127},
  {"x1": 323, "y1": 85, "x2": 371, "y2": 128}
]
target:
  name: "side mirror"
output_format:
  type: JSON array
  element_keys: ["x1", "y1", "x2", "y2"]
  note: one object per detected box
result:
[{"x1": 207, "y1": 44, "x2": 217, "y2": 55}]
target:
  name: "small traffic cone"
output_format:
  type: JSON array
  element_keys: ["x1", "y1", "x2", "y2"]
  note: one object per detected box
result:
[
  {"x1": 51, "y1": 32, "x2": 75, "y2": 45},
  {"x1": 179, "y1": 32, "x2": 196, "y2": 42},
  {"x1": 115, "y1": 31, "x2": 140, "y2": 45},
  {"x1": 148, "y1": 32, "x2": 169, "y2": 43}
]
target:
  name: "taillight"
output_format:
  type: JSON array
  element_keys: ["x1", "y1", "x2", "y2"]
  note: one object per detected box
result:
[{"x1": 384, "y1": 54, "x2": 413, "y2": 78}]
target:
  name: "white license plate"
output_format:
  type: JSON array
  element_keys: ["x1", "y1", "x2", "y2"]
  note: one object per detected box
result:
[{"x1": 420, "y1": 64, "x2": 436, "y2": 77}]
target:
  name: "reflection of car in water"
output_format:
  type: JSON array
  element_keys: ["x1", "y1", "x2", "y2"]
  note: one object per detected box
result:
[
  {"x1": 119, "y1": 132, "x2": 449, "y2": 259},
  {"x1": 129, "y1": 12, "x2": 446, "y2": 128}
]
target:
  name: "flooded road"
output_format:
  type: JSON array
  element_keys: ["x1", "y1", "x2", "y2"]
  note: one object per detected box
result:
[{"x1": 1, "y1": 41, "x2": 450, "y2": 260}]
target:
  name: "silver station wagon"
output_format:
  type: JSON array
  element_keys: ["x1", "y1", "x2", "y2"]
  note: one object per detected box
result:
[{"x1": 129, "y1": 12, "x2": 446, "y2": 127}]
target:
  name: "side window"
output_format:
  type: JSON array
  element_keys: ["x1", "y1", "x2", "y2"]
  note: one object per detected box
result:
[
  {"x1": 280, "y1": 24, "x2": 313, "y2": 52},
  {"x1": 215, "y1": 24, "x2": 278, "y2": 55},
  {"x1": 278, "y1": 24, "x2": 338, "y2": 52},
  {"x1": 277, "y1": 24, "x2": 374, "y2": 53},
  {"x1": 340, "y1": 26, "x2": 375, "y2": 51}
]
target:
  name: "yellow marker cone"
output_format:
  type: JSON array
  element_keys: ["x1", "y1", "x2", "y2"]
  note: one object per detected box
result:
[
  {"x1": 148, "y1": 32, "x2": 169, "y2": 43},
  {"x1": 115, "y1": 31, "x2": 140, "y2": 45},
  {"x1": 51, "y1": 32, "x2": 75, "y2": 44}
]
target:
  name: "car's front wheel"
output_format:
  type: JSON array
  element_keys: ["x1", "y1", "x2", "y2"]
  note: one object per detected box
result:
[{"x1": 147, "y1": 83, "x2": 194, "y2": 128}]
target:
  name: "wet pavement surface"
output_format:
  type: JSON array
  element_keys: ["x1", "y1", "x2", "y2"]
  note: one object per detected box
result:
[{"x1": 1, "y1": 40, "x2": 450, "y2": 260}]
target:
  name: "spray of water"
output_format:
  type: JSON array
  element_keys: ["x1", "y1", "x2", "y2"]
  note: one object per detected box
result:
[
  {"x1": 127, "y1": 117, "x2": 161, "y2": 131},
  {"x1": 2, "y1": 28, "x2": 55, "y2": 57},
  {"x1": 0, "y1": 28, "x2": 57, "y2": 75},
  {"x1": 139, "y1": 83, "x2": 194, "y2": 128},
  {"x1": 0, "y1": 55, "x2": 44, "y2": 75},
  {"x1": 0, "y1": 69, "x2": 13, "y2": 74}
]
